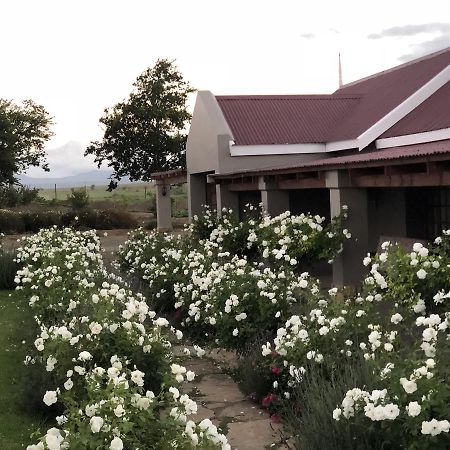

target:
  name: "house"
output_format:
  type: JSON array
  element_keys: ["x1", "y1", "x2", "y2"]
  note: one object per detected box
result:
[{"x1": 154, "y1": 47, "x2": 450, "y2": 287}]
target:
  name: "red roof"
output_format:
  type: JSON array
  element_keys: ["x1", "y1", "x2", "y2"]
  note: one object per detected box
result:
[
  {"x1": 216, "y1": 95, "x2": 360, "y2": 145},
  {"x1": 213, "y1": 140, "x2": 450, "y2": 179},
  {"x1": 380, "y1": 82, "x2": 450, "y2": 138},
  {"x1": 215, "y1": 47, "x2": 450, "y2": 146}
]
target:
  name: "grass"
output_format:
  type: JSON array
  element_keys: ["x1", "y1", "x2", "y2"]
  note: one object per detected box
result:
[
  {"x1": 37, "y1": 182, "x2": 188, "y2": 214},
  {"x1": 39, "y1": 182, "x2": 154, "y2": 202},
  {"x1": 0, "y1": 290, "x2": 46, "y2": 449}
]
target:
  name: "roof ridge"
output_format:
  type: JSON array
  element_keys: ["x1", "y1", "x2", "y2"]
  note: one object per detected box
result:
[
  {"x1": 216, "y1": 95, "x2": 361, "y2": 100},
  {"x1": 339, "y1": 46, "x2": 450, "y2": 90}
]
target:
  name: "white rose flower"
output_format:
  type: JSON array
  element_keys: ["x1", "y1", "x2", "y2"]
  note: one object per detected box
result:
[
  {"x1": 416, "y1": 269, "x2": 427, "y2": 280},
  {"x1": 110, "y1": 437, "x2": 124, "y2": 450},
  {"x1": 406, "y1": 401, "x2": 421, "y2": 417},
  {"x1": 89, "y1": 416, "x2": 104, "y2": 433},
  {"x1": 43, "y1": 390, "x2": 58, "y2": 406}
]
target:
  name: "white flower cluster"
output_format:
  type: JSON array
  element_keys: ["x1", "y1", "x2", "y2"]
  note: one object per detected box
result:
[{"x1": 18, "y1": 227, "x2": 229, "y2": 450}]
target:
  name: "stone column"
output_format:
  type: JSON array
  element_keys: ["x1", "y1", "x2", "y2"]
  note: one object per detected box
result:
[
  {"x1": 155, "y1": 181, "x2": 172, "y2": 232},
  {"x1": 326, "y1": 171, "x2": 369, "y2": 288},
  {"x1": 216, "y1": 182, "x2": 239, "y2": 216},
  {"x1": 188, "y1": 173, "x2": 207, "y2": 221}
]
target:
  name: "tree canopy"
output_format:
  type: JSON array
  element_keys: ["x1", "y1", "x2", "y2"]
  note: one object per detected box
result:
[
  {"x1": 85, "y1": 59, "x2": 195, "y2": 190},
  {"x1": 0, "y1": 99, "x2": 54, "y2": 185}
]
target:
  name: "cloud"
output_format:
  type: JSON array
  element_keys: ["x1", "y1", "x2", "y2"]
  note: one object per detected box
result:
[
  {"x1": 25, "y1": 141, "x2": 102, "y2": 178},
  {"x1": 398, "y1": 35, "x2": 450, "y2": 61},
  {"x1": 299, "y1": 32, "x2": 315, "y2": 39},
  {"x1": 367, "y1": 22, "x2": 450, "y2": 61},
  {"x1": 368, "y1": 23, "x2": 450, "y2": 39}
]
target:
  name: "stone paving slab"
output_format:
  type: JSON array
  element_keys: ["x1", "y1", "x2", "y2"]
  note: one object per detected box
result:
[
  {"x1": 227, "y1": 419, "x2": 282, "y2": 450},
  {"x1": 181, "y1": 351, "x2": 290, "y2": 450}
]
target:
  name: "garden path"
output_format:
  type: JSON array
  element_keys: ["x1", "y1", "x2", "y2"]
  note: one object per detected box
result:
[{"x1": 177, "y1": 347, "x2": 291, "y2": 450}]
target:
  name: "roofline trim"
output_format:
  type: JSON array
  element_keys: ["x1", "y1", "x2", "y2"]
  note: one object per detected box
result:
[
  {"x1": 376, "y1": 127, "x2": 450, "y2": 149},
  {"x1": 229, "y1": 139, "x2": 359, "y2": 156},
  {"x1": 357, "y1": 65, "x2": 450, "y2": 150},
  {"x1": 230, "y1": 142, "x2": 325, "y2": 156}
]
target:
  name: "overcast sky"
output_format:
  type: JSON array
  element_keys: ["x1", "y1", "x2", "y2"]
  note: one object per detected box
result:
[{"x1": 1, "y1": 0, "x2": 450, "y2": 177}]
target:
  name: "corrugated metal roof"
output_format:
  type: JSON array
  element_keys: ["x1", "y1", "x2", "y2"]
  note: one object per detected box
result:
[
  {"x1": 327, "y1": 48, "x2": 450, "y2": 141},
  {"x1": 214, "y1": 47, "x2": 450, "y2": 146},
  {"x1": 381, "y1": 82, "x2": 450, "y2": 138},
  {"x1": 216, "y1": 95, "x2": 360, "y2": 145},
  {"x1": 212, "y1": 140, "x2": 450, "y2": 179}
]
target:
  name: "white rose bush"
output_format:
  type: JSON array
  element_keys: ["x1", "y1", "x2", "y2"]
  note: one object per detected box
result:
[
  {"x1": 15, "y1": 227, "x2": 229, "y2": 450},
  {"x1": 261, "y1": 233, "x2": 450, "y2": 449},
  {"x1": 15, "y1": 206, "x2": 450, "y2": 449},
  {"x1": 118, "y1": 207, "x2": 349, "y2": 353}
]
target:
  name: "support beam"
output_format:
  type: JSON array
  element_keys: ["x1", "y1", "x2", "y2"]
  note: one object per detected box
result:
[
  {"x1": 155, "y1": 182, "x2": 172, "y2": 232},
  {"x1": 327, "y1": 171, "x2": 369, "y2": 287}
]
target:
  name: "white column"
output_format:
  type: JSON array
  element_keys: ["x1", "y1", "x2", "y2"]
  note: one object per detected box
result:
[
  {"x1": 156, "y1": 181, "x2": 172, "y2": 232},
  {"x1": 327, "y1": 171, "x2": 369, "y2": 288}
]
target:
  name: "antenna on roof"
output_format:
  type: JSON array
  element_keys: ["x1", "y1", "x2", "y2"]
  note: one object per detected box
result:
[{"x1": 338, "y1": 53, "x2": 343, "y2": 88}]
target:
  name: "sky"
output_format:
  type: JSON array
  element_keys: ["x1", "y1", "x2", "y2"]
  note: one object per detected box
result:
[{"x1": 1, "y1": 0, "x2": 450, "y2": 177}]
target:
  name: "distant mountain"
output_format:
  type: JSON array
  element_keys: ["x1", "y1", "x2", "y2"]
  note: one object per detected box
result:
[{"x1": 18, "y1": 170, "x2": 133, "y2": 188}]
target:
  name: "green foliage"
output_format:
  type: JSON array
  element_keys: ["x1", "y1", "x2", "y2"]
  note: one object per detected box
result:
[
  {"x1": 85, "y1": 59, "x2": 195, "y2": 190},
  {"x1": 0, "y1": 99, "x2": 54, "y2": 185},
  {"x1": 17, "y1": 228, "x2": 228, "y2": 449},
  {"x1": 118, "y1": 228, "x2": 191, "y2": 312},
  {"x1": 67, "y1": 188, "x2": 90, "y2": 210},
  {"x1": 190, "y1": 205, "x2": 350, "y2": 266},
  {"x1": 0, "y1": 209, "x2": 137, "y2": 233},
  {"x1": 281, "y1": 360, "x2": 380, "y2": 450},
  {"x1": 362, "y1": 239, "x2": 450, "y2": 313},
  {"x1": 0, "y1": 250, "x2": 18, "y2": 289},
  {"x1": 0, "y1": 185, "x2": 40, "y2": 207},
  {"x1": 0, "y1": 291, "x2": 48, "y2": 449}
]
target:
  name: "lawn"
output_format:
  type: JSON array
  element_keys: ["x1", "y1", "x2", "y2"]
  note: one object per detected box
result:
[{"x1": 0, "y1": 290, "x2": 45, "y2": 449}]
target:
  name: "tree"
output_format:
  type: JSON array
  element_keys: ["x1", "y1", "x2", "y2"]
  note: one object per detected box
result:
[
  {"x1": 85, "y1": 59, "x2": 195, "y2": 190},
  {"x1": 0, "y1": 99, "x2": 54, "y2": 185}
]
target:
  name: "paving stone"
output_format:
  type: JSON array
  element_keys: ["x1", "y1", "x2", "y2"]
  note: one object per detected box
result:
[
  {"x1": 216, "y1": 401, "x2": 269, "y2": 421},
  {"x1": 189, "y1": 404, "x2": 215, "y2": 421},
  {"x1": 206, "y1": 348, "x2": 239, "y2": 369},
  {"x1": 227, "y1": 419, "x2": 282, "y2": 450},
  {"x1": 184, "y1": 358, "x2": 222, "y2": 375},
  {"x1": 194, "y1": 373, "x2": 244, "y2": 403}
]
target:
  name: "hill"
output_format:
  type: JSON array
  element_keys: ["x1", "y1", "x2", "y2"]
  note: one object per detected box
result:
[{"x1": 17, "y1": 171, "x2": 132, "y2": 188}]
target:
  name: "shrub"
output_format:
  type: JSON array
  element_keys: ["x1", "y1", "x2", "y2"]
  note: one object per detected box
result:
[
  {"x1": 67, "y1": 188, "x2": 89, "y2": 210},
  {"x1": 118, "y1": 228, "x2": 191, "y2": 312},
  {"x1": 22, "y1": 210, "x2": 64, "y2": 232},
  {"x1": 0, "y1": 209, "x2": 137, "y2": 233},
  {"x1": 146, "y1": 218, "x2": 157, "y2": 230},
  {"x1": 281, "y1": 360, "x2": 380, "y2": 450},
  {"x1": 0, "y1": 185, "x2": 40, "y2": 208},
  {"x1": 174, "y1": 255, "x2": 319, "y2": 353},
  {"x1": 0, "y1": 209, "x2": 25, "y2": 233},
  {"x1": 258, "y1": 230, "x2": 450, "y2": 449},
  {"x1": 67, "y1": 209, "x2": 138, "y2": 229},
  {"x1": 189, "y1": 205, "x2": 350, "y2": 266},
  {"x1": 0, "y1": 234, "x2": 18, "y2": 289},
  {"x1": 16, "y1": 227, "x2": 230, "y2": 450}
]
